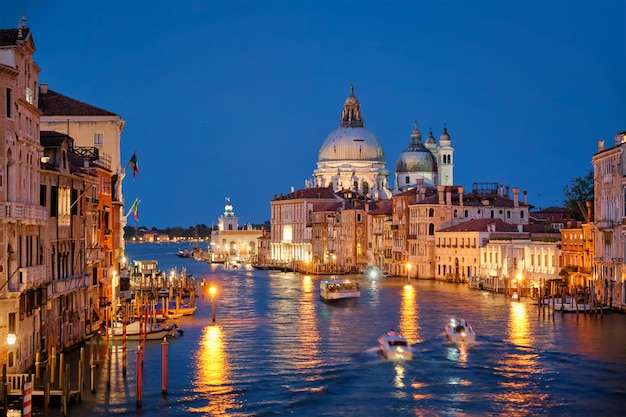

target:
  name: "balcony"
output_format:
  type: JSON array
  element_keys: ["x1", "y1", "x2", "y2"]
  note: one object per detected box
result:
[
  {"x1": 0, "y1": 202, "x2": 48, "y2": 225},
  {"x1": 596, "y1": 220, "x2": 614, "y2": 231},
  {"x1": 8, "y1": 265, "x2": 47, "y2": 293}
]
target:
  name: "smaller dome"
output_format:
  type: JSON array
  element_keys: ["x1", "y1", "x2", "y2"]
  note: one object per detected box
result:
[
  {"x1": 395, "y1": 143, "x2": 437, "y2": 173},
  {"x1": 396, "y1": 123, "x2": 437, "y2": 173}
]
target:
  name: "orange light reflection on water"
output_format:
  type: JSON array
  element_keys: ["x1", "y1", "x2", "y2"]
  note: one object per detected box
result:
[
  {"x1": 399, "y1": 284, "x2": 421, "y2": 344},
  {"x1": 491, "y1": 301, "x2": 547, "y2": 415},
  {"x1": 296, "y1": 276, "x2": 322, "y2": 373},
  {"x1": 189, "y1": 325, "x2": 240, "y2": 415}
]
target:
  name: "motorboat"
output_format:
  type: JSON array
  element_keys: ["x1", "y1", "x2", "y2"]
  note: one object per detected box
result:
[
  {"x1": 320, "y1": 279, "x2": 360, "y2": 302},
  {"x1": 378, "y1": 330, "x2": 413, "y2": 360},
  {"x1": 445, "y1": 318, "x2": 476, "y2": 343},
  {"x1": 107, "y1": 320, "x2": 180, "y2": 341}
]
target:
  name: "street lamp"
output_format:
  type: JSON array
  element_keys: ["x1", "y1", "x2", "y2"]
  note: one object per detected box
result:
[
  {"x1": 210, "y1": 285, "x2": 216, "y2": 323},
  {"x1": 406, "y1": 263, "x2": 412, "y2": 283},
  {"x1": 6, "y1": 334, "x2": 16, "y2": 345}
]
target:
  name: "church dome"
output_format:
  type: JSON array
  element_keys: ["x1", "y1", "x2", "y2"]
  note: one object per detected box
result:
[
  {"x1": 395, "y1": 122, "x2": 437, "y2": 173},
  {"x1": 318, "y1": 86, "x2": 385, "y2": 162}
]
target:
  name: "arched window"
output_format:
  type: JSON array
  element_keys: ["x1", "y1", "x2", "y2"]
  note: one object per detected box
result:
[
  {"x1": 428, "y1": 223, "x2": 435, "y2": 235},
  {"x1": 454, "y1": 209, "x2": 458, "y2": 218},
  {"x1": 464, "y1": 210, "x2": 469, "y2": 218},
  {"x1": 428, "y1": 208, "x2": 435, "y2": 217},
  {"x1": 363, "y1": 182, "x2": 369, "y2": 196}
]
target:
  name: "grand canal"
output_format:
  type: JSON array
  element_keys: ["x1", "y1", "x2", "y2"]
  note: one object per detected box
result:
[{"x1": 34, "y1": 242, "x2": 626, "y2": 416}]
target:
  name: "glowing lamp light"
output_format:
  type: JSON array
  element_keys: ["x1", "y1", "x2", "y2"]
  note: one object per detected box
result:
[
  {"x1": 210, "y1": 286, "x2": 216, "y2": 297},
  {"x1": 6, "y1": 333, "x2": 16, "y2": 345}
]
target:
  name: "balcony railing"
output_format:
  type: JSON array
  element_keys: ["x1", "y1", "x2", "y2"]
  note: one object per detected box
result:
[
  {"x1": 0, "y1": 202, "x2": 47, "y2": 224},
  {"x1": 8, "y1": 265, "x2": 47, "y2": 292},
  {"x1": 596, "y1": 220, "x2": 614, "y2": 231}
]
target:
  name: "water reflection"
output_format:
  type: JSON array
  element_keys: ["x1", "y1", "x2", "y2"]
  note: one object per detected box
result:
[
  {"x1": 190, "y1": 325, "x2": 240, "y2": 415},
  {"x1": 392, "y1": 363, "x2": 407, "y2": 394},
  {"x1": 492, "y1": 301, "x2": 546, "y2": 415},
  {"x1": 399, "y1": 284, "x2": 421, "y2": 344},
  {"x1": 367, "y1": 279, "x2": 381, "y2": 306},
  {"x1": 297, "y1": 276, "x2": 322, "y2": 372},
  {"x1": 445, "y1": 342, "x2": 469, "y2": 366},
  {"x1": 507, "y1": 302, "x2": 531, "y2": 347}
]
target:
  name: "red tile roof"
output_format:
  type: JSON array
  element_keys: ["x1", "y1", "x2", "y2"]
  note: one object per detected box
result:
[
  {"x1": 39, "y1": 89, "x2": 117, "y2": 116},
  {"x1": 439, "y1": 218, "x2": 521, "y2": 233},
  {"x1": 273, "y1": 187, "x2": 338, "y2": 201},
  {"x1": 0, "y1": 28, "x2": 31, "y2": 46}
]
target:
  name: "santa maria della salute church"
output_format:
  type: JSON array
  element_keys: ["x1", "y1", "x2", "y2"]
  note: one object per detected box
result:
[
  {"x1": 269, "y1": 85, "x2": 478, "y2": 279},
  {"x1": 311, "y1": 85, "x2": 454, "y2": 198}
]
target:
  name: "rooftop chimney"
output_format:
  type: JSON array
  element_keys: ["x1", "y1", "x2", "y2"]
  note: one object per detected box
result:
[{"x1": 40, "y1": 83, "x2": 48, "y2": 94}]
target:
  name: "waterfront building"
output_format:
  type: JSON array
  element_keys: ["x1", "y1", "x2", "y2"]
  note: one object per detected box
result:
[
  {"x1": 256, "y1": 228, "x2": 271, "y2": 267},
  {"x1": 0, "y1": 15, "x2": 48, "y2": 373},
  {"x1": 309, "y1": 200, "x2": 343, "y2": 273},
  {"x1": 466, "y1": 220, "x2": 560, "y2": 294},
  {"x1": 39, "y1": 82, "x2": 126, "y2": 311},
  {"x1": 437, "y1": 218, "x2": 512, "y2": 283},
  {"x1": 560, "y1": 219, "x2": 594, "y2": 288},
  {"x1": 408, "y1": 183, "x2": 532, "y2": 280},
  {"x1": 591, "y1": 131, "x2": 626, "y2": 309},
  {"x1": 391, "y1": 188, "x2": 416, "y2": 277},
  {"x1": 39, "y1": 133, "x2": 99, "y2": 355},
  {"x1": 365, "y1": 199, "x2": 392, "y2": 273},
  {"x1": 210, "y1": 198, "x2": 263, "y2": 265},
  {"x1": 270, "y1": 187, "x2": 341, "y2": 271},
  {"x1": 340, "y1": 201, "x2": 373, "y2": 273}
]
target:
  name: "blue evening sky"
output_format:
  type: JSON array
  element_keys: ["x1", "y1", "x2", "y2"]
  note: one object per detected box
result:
[{"x1": 2, "y1": 0, "x2": 624, "y2": 229}]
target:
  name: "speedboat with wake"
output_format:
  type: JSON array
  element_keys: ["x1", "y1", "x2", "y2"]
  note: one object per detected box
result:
[
  {"x1": 378, "y1": 330, "x2": 413, "y2": 360},
  {"x1": 445, "y1": 318, "x2": 476, "y2": 343}
]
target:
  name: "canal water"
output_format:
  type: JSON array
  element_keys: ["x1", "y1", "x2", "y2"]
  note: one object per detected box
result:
[{"x1": 31, "y1": 242, "x2": 625, "y2": 416}]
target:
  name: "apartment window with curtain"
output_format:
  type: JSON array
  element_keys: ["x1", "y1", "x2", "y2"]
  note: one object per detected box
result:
[{"x1": 94, "y1": 132, "x2": 104, "y2": 145}]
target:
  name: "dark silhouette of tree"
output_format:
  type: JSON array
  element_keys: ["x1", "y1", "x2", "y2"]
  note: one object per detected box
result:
[{"x1": 563, "y1": 170, "x2": 594, "y2": 221}]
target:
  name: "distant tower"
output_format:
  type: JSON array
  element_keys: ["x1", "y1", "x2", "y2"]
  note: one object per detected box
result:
[
  {"x1": 219, "y1": 197, "x2": 239, "y2": 231},
  {"x1": 437, "y1": 126, "x2": 454, "y2": 186}
]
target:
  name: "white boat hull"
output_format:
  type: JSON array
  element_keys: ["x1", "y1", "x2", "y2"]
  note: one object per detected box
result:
[
  {"x1": 445, "y1": 321, "x2": 476, "y2": 343},
  {"x1": 379, "y1": 334, "x2": 413, "y2": 360},
  {"x1": 108, "y1": 321, "x2": 177, "y2": 341}
]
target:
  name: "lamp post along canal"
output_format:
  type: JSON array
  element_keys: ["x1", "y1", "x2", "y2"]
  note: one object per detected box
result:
[{"x1": 210, "y1": 285, "x2": 216, "y2": 323}]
